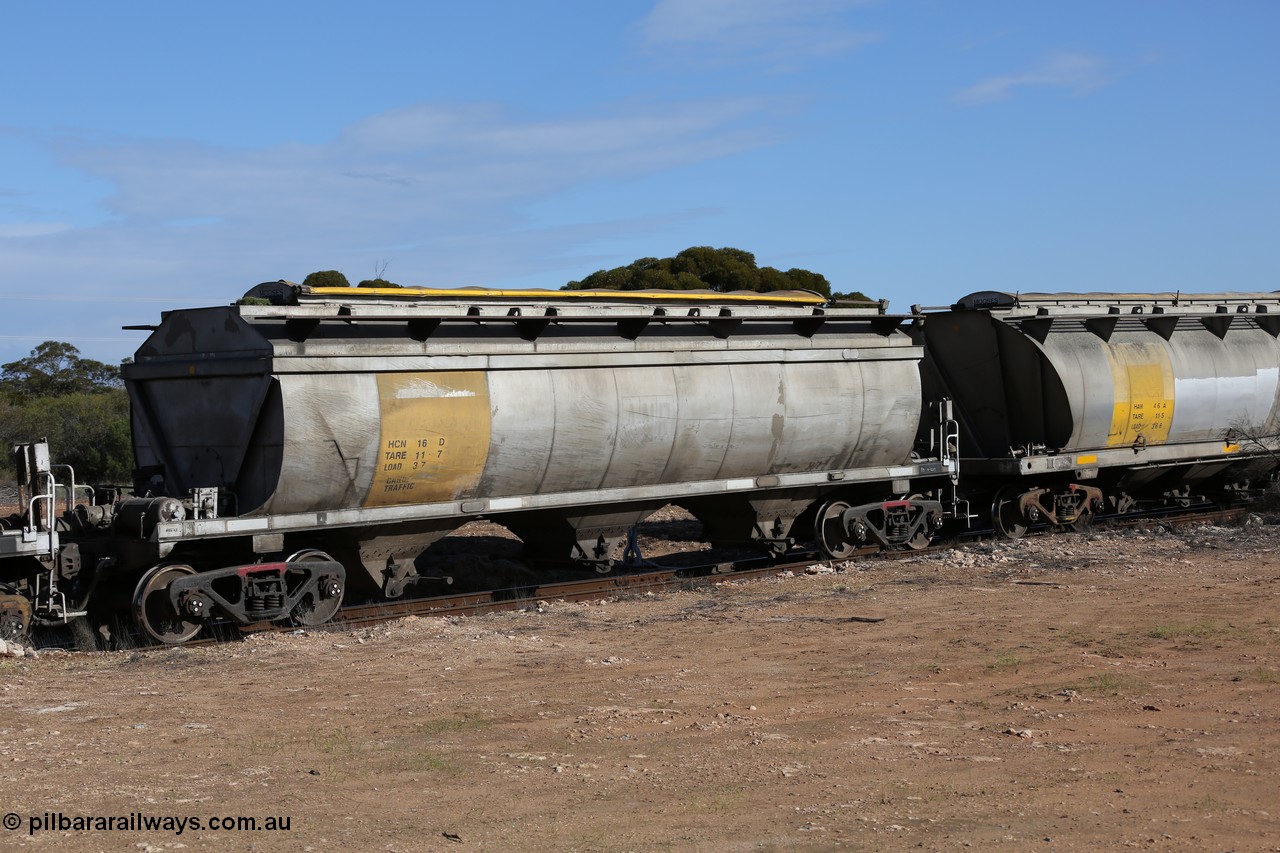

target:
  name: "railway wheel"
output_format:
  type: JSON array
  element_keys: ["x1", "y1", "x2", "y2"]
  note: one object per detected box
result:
[
  {"x1": 899, "y1": 494, "x2": 933, "y2": 551},
  {"x1": 903, "y1": 528, "x2": 932, "y2": 551},
  {"x1": 132, "y1": 563, "x2": 202, "y2": 645},
  {"x1": 991, "y1": 488, "x2": 1029, "y2": 540},
  {"x1": 1064, "y1": 507, "x2": 1094, "y2": 534},
  {"x1": 0, "y1": 593, "x2": 32, "y2": 643},
  {"x1": 286, "y1": 549, "x2": 345, "y2": 627},
  {"x1": 813, "y1": 500, "x2": 856, "y2": 560}
]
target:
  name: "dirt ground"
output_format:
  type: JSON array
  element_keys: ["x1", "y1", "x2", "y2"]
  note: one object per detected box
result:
[{"x1": 1, "y1": 517, "x2": 1277, "y2": 852}]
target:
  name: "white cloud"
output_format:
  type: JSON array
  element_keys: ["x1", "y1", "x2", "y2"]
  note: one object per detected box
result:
[
  {"x1": 955, "y1": 52, "x2": 1110, "y2": 105},
  {"x1": 0, "y1": 222, "x2": 71, "y2": 238},
  {"x1": 49, "y1": 99, "x2": 774, "y2": 235},
  {"x1": 0, "y1": 98, "x2": 782, "y2": 363},
  {"x1": 640, "y1": 0, "x2": 877, "y2": 67}
]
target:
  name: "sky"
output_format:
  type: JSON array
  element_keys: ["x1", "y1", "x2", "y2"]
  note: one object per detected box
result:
[{"x1": 1, "y1": 0, "x2": 1277, "y2": 365}]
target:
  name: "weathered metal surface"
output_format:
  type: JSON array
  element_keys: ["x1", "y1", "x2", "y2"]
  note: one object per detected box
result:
[
  {"x1": 924, "y1": 292, "x2": 1280, "y2": 461},
  {"x1": 127, "y1": 286, "x2": 933, "y2": 535}
]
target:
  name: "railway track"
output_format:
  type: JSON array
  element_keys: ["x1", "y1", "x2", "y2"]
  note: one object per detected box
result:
[
  {"x1": 186, "y1": 502, "x2": 1253, "y2": 647},
  {"x1": 19, "y1": 502, "x2": 1250, "y2": 652}
]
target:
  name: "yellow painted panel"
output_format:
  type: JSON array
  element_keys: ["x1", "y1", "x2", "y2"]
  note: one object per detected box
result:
[
  {"x1": 1223, "y1": 443, "x2": 1242, "y2": 454},
  {"x1": 1106, "y1": 342, "x2": 1175, "y2": 447},
  {"x1": 307, "y1": 286, "x2": 826, "y2": 305},
  {"x1": 1076, "y1": 454, "x2": 1097, "y2": 465},
  {"x1": 365, "y1": 372, "x2": 492, "y2": 507}
]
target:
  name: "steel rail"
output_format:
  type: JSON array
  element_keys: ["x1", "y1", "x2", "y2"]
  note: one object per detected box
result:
[{"x1": 36, "y1": 504, "x2": 1254, "y2": 651}]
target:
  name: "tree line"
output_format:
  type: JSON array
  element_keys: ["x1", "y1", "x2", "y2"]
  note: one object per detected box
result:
[
  {"x1": 1, "y1": 342, "x2": 131, "y2": 484},
  {"x1": 304, "y1": 247, "x2": 872, "y2": 302}
]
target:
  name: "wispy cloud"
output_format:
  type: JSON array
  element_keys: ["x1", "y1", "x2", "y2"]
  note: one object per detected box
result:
[
  {"x1": 0, "y1": 97, "x2": 783, "y2": 361},
  {"x1": 0, "y1": 222, "x2": 70, "y2": 238},
  {"x1": 47, "y1": 99, "x2": 775, "y2": 234},
  {"x1": 954, "y1": 52, "x2": 1110, "y2": 105},
  {"x1": 640, "y1": 0, "x2": 877, "y2": 68}
]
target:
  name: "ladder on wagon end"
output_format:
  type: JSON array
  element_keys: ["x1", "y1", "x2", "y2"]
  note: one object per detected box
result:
[
  {"x1": 932, "y1": 399, "x2": 973, "y2": 526},
  {"x1": 13, "y1": 442, "x2": 89, "y2": 625}
]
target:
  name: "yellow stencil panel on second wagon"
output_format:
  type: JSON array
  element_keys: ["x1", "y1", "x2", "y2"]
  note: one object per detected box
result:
[
  {"x1": 366, "y1": 372, "x2": 492, "y2": 507},
  {"x1": 1106, "y1": 342, "x2": 1174, "y2": 447}
]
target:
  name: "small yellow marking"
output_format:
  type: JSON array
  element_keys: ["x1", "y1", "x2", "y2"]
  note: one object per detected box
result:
[
  {"x1": 1076, "y1": 454, "x2": 1097, "y2": 465},
  {"x1": 1223, "y1": 443, "x2": 1242, "y2": 453}
]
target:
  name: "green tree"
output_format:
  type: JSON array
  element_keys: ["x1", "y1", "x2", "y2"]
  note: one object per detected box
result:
[
  {"x1": 302, "y1": 270, "x2": 350, "y2": 288},
  {"x1": 829, "y1": 289, "x2": 875, "y2": 303},
  {"x1": 356, "y1": 278, "x2": 402, "y2": 288},
  {"x1": 563, "y1": 246, "x2": 836, "y2": 298},
  {"x1": 1, "y1": 393, "x2": 132, "y2": 483},
  {"x1": 1, "y1": 341, "x2": 121, "y2": 400},
  {"x1": 1, "y1": 342, "x2": 131, "y2": 483}
]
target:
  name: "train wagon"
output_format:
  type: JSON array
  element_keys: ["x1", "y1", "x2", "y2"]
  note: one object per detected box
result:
[
  {"x1": 2, "y1": 282, "x2": 954, "y2": 643},
  {"x1": 921, "y1": 291, "x2": 1280, "y2": 536}
]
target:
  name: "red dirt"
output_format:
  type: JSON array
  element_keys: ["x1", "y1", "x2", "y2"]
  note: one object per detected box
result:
[{"x1": 0, "y1": 520, "x2": 1277, "y2": 851}]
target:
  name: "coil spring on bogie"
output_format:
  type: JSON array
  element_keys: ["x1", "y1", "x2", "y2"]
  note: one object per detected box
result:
[
  {"x1": 246, "y1": 593, "x2": 285, "y2": 612},
  {"x1": 887, "y1": 509, "x2": 911, "y2": 541},
  {"x1": 1054, "y1": 495, "x2": 1081, "y2": 524}
]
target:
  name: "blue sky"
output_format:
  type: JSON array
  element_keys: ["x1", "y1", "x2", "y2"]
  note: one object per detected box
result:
[{"x1": 2, "y1": 0, "x2": 1277, "y2": 364}]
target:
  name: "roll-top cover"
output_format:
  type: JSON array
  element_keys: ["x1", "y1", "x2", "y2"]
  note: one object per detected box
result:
[{"x1": 952, "y1": 290, "x2": 1280, "y2": 315}]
